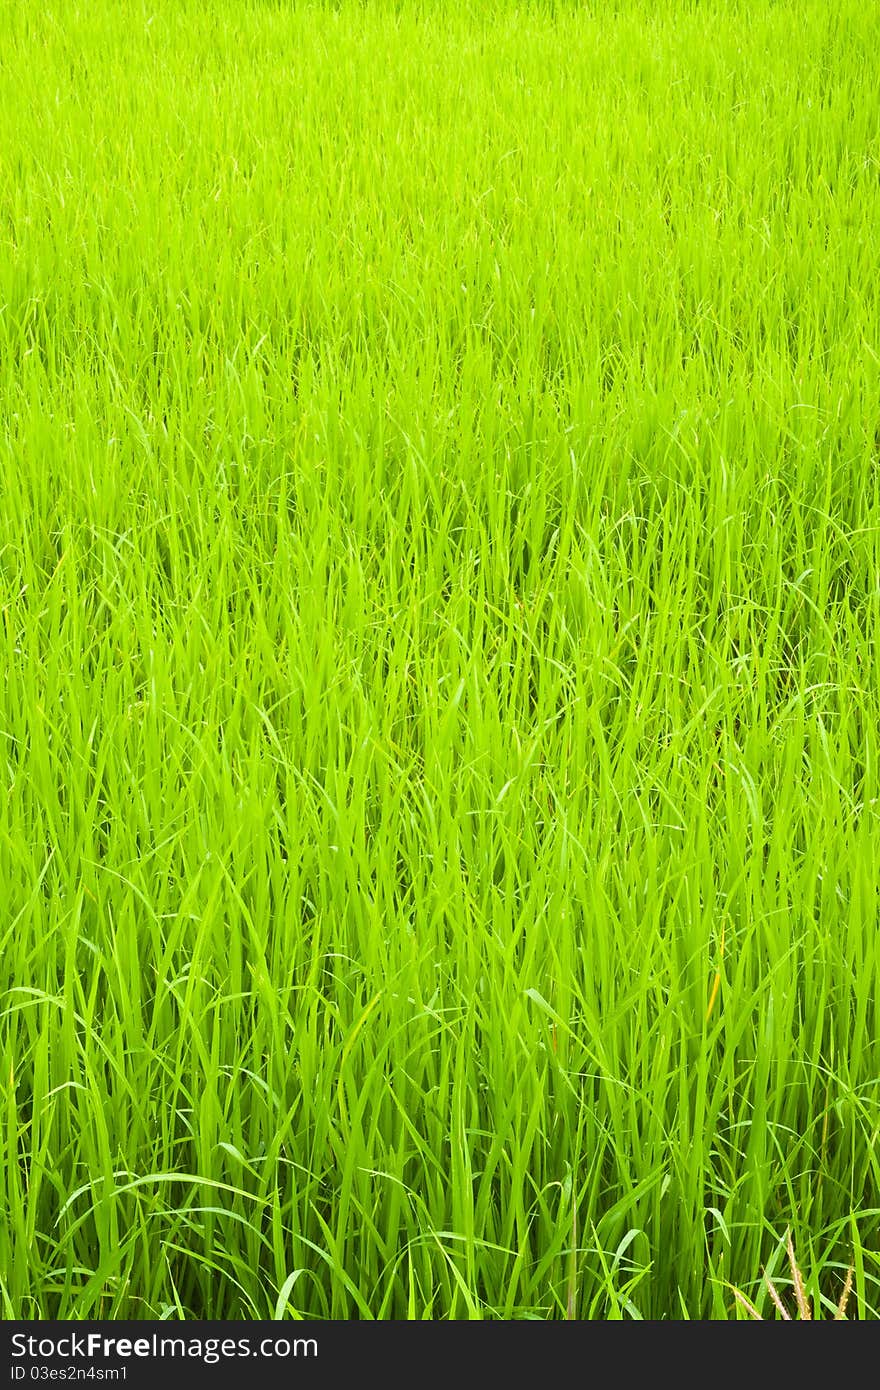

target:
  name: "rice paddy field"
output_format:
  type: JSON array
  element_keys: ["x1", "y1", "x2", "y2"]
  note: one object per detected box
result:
[{"x1": 1, "y1": 0, "x2": 879, "y2": 1322}]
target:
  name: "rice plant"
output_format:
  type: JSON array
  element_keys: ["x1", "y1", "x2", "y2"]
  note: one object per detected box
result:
[{"x1": 1, "y1": 0, "x2": 879, "y2": 1319}]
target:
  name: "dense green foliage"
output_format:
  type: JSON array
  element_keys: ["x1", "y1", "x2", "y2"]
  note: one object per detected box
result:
[{"x1": 1, "y1": 0, "x2": 879, "y2": 1318}]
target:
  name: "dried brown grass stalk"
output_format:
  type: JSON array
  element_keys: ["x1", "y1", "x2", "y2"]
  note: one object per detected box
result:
[{"x1": 731, "y1": 1229, "x2": 854, "y2": 1321}]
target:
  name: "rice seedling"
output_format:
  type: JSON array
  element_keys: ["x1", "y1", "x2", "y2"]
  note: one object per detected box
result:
[{"x1": 1, "y1": 0, "x2": 879, "y2": 1319}]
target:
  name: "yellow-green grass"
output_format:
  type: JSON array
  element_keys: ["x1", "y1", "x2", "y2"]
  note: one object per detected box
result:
[{"x1": 1, "y1": 0, "x2": 879, "y2": 1318}]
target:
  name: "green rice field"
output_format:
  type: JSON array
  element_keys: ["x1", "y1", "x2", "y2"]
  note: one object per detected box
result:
[{"x1": 1, "y1": 0, "x2": 879, "y2": 1319}]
